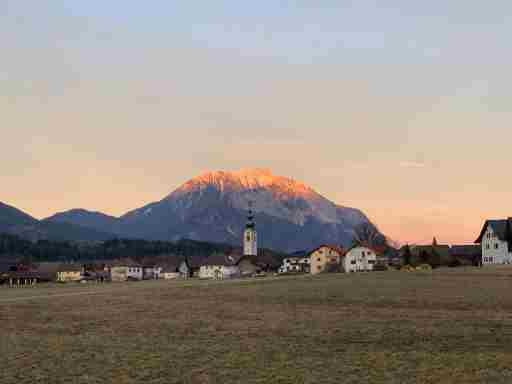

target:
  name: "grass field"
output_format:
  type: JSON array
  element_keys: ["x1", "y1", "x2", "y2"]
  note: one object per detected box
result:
[{"x1": 2, "y1": 268, "x2": 512, "y2": 384}]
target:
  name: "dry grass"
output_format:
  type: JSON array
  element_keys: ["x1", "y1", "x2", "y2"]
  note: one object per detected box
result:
[{"x1": 2, "y1": 267, "x2": 512, "y2": 383}]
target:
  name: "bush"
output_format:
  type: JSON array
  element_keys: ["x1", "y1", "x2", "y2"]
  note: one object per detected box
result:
[
  {"x1": 400, "y1": 265, "x2": 416, "y2": 272},
  {"x1": 416, "y1": 264, "x2": 432, "y2": 271}
]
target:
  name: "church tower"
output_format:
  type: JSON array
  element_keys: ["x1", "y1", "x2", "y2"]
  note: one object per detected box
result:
[{"x1": 243, "y1": 202, "x2": 258, "y2": 257}]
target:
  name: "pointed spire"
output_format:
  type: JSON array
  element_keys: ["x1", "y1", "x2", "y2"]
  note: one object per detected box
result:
[{"x1": 432, "y1": 237, "x2": 438, "y2": 246}]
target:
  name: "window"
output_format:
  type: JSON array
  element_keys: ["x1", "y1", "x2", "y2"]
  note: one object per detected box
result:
[
  {"x1": 486, "y1": 244, "x2": 490, "y2": 250},
  {"x1": 317, "y1": 266, "x2": 321, "y2": 271},
  {"x1": 351, "y1": 260, "x2": 356, "y2": 265},
  {"x1": 362, "y1": 251, "x2": 365, "y2": 257},
  {"x1": 317, "y1": 258, "x2": 321, "y2": 262},
  {"x1": 495, "y1": 244, "x2": 499, "y2": 250},
  {"x1": 368, "y1": 260, "x2": 375, "y2": 264}
]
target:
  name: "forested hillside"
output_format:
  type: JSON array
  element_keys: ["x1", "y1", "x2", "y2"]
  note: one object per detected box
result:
[{"x1": 0, "y1": 233, "x2": 287, "y2": 264}]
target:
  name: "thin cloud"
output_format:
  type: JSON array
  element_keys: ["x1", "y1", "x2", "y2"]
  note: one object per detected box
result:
[{"x1": 399, "y1": 161, "x2": 427, "y2": 168}]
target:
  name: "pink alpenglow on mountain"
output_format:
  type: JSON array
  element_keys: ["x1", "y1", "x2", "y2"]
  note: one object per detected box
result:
[{"x1": 47, "y1": 169, "x2": 386, "y2": 252}]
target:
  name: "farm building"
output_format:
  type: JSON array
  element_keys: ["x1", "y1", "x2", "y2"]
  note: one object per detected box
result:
[
  {"x1": 308, "y1": 245, "x2": 344, "y2": 275},
  {"x1": 110, "y1": 261, "x2": 143, "y2": 282},
  {"x1": 142, "y1": 265, "x2": 160, "y2": 280},
  {"x1": 342, "y1": 245, "x2": 378, "y2": 273},
  {"x1": 199, "y1": 254, "x2": 240, "y2": 280},
  {"x1": 475, "y1": 218, "x2": 512, "y2": 265},
  {"x1": 35, "y1": 262, "x2": 64, "y2": 282},
  {"x1": 56, "y1": 264, "x2": 83, "y2": 282}
]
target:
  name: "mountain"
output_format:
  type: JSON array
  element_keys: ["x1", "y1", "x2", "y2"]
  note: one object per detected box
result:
[
  {"x1": 46, "y1": 209, "x2": 120, "y2": 234},
  {"x1": 0, "y1": 202, "x2": 38, "y2": 233},
  {"x1": 0, "y1": 202, "x2": 115, "y2": 242},
  {"x1": 46, "y1": 168, "x2": 386, "y2": 252}
]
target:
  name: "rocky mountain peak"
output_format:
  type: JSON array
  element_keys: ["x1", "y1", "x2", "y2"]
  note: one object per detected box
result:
[{"x1": 173, "y1": 168, "x2": 315, "y2": 201}]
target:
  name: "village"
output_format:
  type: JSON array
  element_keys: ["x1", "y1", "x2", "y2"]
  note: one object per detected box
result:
[{"x1": 1, "y1": 208, "x2": 510, "y2": 288}]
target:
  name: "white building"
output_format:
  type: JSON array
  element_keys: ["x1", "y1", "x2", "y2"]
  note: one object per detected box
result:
[
  {"x1": 199, "y1": 254, "x2": 241, "y2": 280},
  {"x1": 342, "y1": 246, "x2": 378, "y2": 273},
  {"x1": 244, "y1": 204, "x2": 257, "y2": 257},
  {"x1": 279, "y1": 256, "x2": 310, "y2": 274},
  {"x1": 475, "y1": 218, "x2": 512, "y2": 265},
  {"x1": 110, "y1": 261, "x2": 143, "y2": 281}
]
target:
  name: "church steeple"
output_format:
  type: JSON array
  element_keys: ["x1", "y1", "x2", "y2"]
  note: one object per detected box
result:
[
  {"x1": 244, "y1": 201, "x2": 258, "y2": 256},
  {"x1": 246, "y1": 201, "x2": 255, "y2": 230}
]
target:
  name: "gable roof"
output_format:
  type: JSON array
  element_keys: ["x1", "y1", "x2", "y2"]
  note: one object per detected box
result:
[
  {"x1": 56, "y1": 263, "x2": 83, "y2": 272},
  {"x1": 160, "y1": 264, "x2": 178, "y2": 273},
  {"x1": 346, "y1": 243, "x2": 386, "y2": 255},
  {"x1": 308, "y1": 245, "x2": 345, "y2": 256},
  {"x1": 202, "y1": 254, "x2": 240, "y2": 267},
  {"x1": 475, "y1": 219, "x2": 512, "y2": 244}
]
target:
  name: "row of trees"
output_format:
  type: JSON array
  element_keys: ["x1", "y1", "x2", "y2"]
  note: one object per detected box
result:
[{"x1": 0, "y1": 234, "x2": 286, "y2": 264}]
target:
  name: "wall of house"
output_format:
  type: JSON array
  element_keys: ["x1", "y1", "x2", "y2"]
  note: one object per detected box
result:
[
  {"x1": 343, "y1": 247, "x2": 377, "y2": 273},
  {"x1": 143, "y1": 267, "x2": 160, "y2": 280},
  {"x1": 110, "y1": 267, "x2": 128, "y2": 282},
  {"x1": 57, "y1": 271, "x2": 81, "y2": 282},
  {"x1": 110, "y1": 266, "x2": 143, "y2": 281},
  {"x1": 162, "y1": 272, "x2": 179, "y2": 280},
  {"x1": 199, "y1": 265, "x2": 240, "y2": 279},
  {"x1": 482, "y1": 226, "x2": 511, "y2": 264},
  {"x1": 309, "y1": 247, "x2": 340, "y2": 275},
  {"x1": 127, "y1": 267, "x2": 143, "y2": 280}
]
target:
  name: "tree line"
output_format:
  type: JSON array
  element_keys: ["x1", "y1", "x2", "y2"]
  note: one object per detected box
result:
[{"x1": 0, "y1": 233, "x2": 286, "y2": 263}]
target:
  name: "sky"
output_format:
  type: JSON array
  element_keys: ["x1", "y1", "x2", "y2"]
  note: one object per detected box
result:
[{"x1": 2, "y1": 1, "x2": 512, "y2": 245}]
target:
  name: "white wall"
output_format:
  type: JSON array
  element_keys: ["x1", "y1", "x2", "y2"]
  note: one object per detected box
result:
[
  {"x1": 199, "y1": 265, "x2": 240, "y2": 279},
  {"x1": 482, "y1": 226, "x2": 512, "y2": 265},
  {"x1": 162, "y1": 272, "x2": 180, "y2": 280},
  {"x1": 343, "y1": 247, "x2": 377, "y2": 273}
]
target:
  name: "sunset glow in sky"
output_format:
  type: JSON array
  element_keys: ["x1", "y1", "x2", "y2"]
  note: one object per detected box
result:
[{"x1": 2, "y1": 1, "x2": 512, "y2": 245}]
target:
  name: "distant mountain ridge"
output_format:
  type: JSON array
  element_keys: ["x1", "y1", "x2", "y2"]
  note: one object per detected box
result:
[
  {"x1": 47, "y1": 209, "x2": 120, "y2": 234},
  {"x1": 0, "y1": 202, "x2": 115, "y2": 242},
  {"x1": 43, "y1": 168, "x2": 386, "y2": 252}
]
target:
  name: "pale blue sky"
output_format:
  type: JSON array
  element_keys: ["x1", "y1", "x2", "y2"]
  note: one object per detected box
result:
[{"x1": 2, "y1": 1, "x2": 512, "y2": 243}]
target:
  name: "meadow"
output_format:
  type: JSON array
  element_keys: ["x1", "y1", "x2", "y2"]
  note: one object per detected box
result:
[{"x1": 2, "y1": 268, "x2": 512, "y2": 383}]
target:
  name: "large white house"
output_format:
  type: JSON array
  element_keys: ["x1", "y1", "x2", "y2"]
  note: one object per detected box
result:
[
  {"x1": 110, "y1": 261, "x2": 143, "y2": 281},
  {"x1": 199, "y1": 254, "x2": 241, "y2": 280},
  {"x1": 475, "y1": 218, "x2": 512, "y2": 265},
  {"x1": 342, "y1": 246, "x2": 377, "y2": 273}
]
